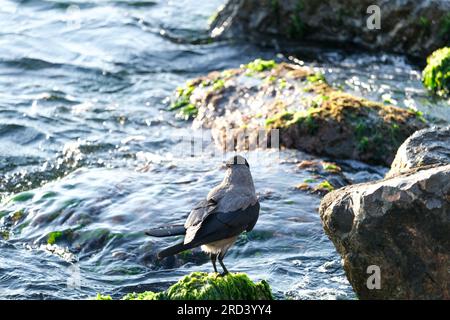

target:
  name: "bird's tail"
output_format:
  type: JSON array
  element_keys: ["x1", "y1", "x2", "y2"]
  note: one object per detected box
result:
[
  {"x1": 145, "y1": 225, "x2": 186, "y2": 237},
  {"x1": 157, "y1": 241, "x2": 195, "y2": 259}
]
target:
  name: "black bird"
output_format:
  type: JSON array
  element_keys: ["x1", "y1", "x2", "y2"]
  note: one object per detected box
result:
[{"x1": 145, "y1": 155, "x2": 259, "y2": 275}]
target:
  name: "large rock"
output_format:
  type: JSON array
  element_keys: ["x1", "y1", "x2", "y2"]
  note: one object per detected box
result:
[
  {"x1": 97, "y1": 272, "x2": 273, "y2": 300},
  {"x1": 170, "y1": 59, "x2": 427, "y2": 166},
  {"x1": 209, "y1": 0, "x2": 450, "y2": 58},
  {"x1": 320, "y1": 164, "x2": 450, "y2": 299},
  {"x1": 387, "y1": 126, "x2": 450, "y2": 177}
]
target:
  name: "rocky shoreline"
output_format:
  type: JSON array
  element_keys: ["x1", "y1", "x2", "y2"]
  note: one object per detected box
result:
[{"x1": 209, "y1": 0, "x2": 450, "y2": 59}]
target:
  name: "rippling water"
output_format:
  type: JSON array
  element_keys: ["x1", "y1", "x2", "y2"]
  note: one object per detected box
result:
[{"x1": 0, "y1": 0, "x2": 448, "y2": 300}]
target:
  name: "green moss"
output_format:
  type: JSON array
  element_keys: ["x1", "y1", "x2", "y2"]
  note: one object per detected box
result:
[
  {"x1": 244, "y1": 59, "x2": 277, "y2": 73},
  {"x1": 11, "y1": 210, "x2": 25, "y2": 223},
  {"x1": 177, "y1": 249, "x2": 194, "y2": 259},
  {"x1": 307, "y1": 73, "x2": 327, "y2": 84},
  {"x1": 419, "y1": 16, "x2": 430, "y2": 28},
  {"x1": 168, "y1": 81, "x2": 199, "y2": 120},
  {"x1": 422, "y1": 47, "x2": 450, "y2": 97},
  {"x1": 0, "y1": 210, "x2": 9, "y2": 219},
  {"x1": 358, "y1": 136, "x2": 369, "y2": 152},
  {"x1": 207, "y1": 11, "x2": 219, "y2": 26},
  {"x1": 288, "y1": 14, "x2": 305, "y2": 39},
  {"x1": 101, "y1": 272, "x2": 273, "y2": 300},
  {"x1": 288, "y1": 0, "x2": 305, "y2": 39},
  {"x1": 170, "y1": 82, "x2": 196, "y2": 111},
  {"x1": 265, "y1": 75, "x2": 277, "y2": 84},
  {"x1": 303, "y1": 178, "x2": 317, "y2": 183},
  {"x1": 47, "y1": 231, "x2": 63, "y2": 245},
  {"x1": 322, "y1": 163, "x2": 340, "y2": 172},
  {"x1": 244, "y1": 230, "x2": 274, "y2": 241},
  {"x1": 419, "y1": 16, "x2": 431, "y2": 35},
  {"x1": 221, "y1": 70, "x2": 234, "y2": 79},
  {"x1": 298, "y1": 113, "x2": 318, "y2": 134}
]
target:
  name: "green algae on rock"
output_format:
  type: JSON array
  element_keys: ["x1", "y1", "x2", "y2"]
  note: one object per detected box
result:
[
  {"x1": 99, "y1": 272, "x2": 273, "y2": 300},
  {"x1": 169, "y1": 59, "x2": 427, "y2": 166},
  {"x1": 422, "y1": 47, "x2": 450, "y2": 97},
  {"x1": 294, "y1": 160, "x2": 348, "y2": 195},
  {"x1": 243, "y1": 59, "x2": 277, "y2": 73},
  {"x1": 47, "y1": 230, "x2": 63, "y2": 245},
  {"x1": 96, "y1": 293, "x2": 112, "y2": 300}
]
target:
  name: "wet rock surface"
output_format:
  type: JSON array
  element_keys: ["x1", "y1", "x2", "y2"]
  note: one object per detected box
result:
[
  {"x1": 209, "y1": 0, "x2": 450, "y2": 58},
  {"x1": 171, "y1": 60, "x2": 427, "y2": 166},
  {"x1": 387, "y1": 125, "x2": 450, "y2": 177},
  {"x1": 319, "y1": 128, "x2": 450, "y2": 299}
]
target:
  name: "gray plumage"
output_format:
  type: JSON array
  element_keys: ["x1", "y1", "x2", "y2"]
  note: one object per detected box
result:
[{"x1": 145, "y1": 155, "x2": 260, "y2": 275}]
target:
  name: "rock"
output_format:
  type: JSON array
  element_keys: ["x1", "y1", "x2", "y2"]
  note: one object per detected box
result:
[
  {"x1": 171, "y1": 59, "x2": 427, "y2": 166},
  {"x1": 97, "y1": 272, "x2": 274, "y2": 300},
  {"x1": 294, "y1": 160, "x2": 349, "y2": 195},
  {"x1": 209, "y1": 0, "x2": 450, "y2": 58},
  {"x1": 319, "y1": 164, "x2": 450, "y2": 299},
  {"x1": 422, "y1": 47, "x2": 450, "y2": 97},
  {"x1": 387, "y1": 125, "x2": 450, "y2": 177}
]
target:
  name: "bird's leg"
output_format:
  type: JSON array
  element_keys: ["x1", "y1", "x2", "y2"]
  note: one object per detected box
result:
[
  {"x1": 218, "y1": 252, "x2": 229, "y2": 276},
  {"x1": 210, "y1": 253, "x2": 218, "y2": 274}
]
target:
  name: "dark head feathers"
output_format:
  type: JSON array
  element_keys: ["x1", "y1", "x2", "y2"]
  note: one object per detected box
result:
[{"x1": 226, "y1": 155, "x2": 249, "y2": 168}]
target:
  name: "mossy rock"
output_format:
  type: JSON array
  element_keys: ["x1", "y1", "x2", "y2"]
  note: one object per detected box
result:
[
  {"x1": 265, "y1": 89, "x2": 427, "y2": 166},
  {"x1": 422, "y1": 47, "x2": 450, "y2": 97},
  {"x1": 98, "y1": 272, "x2": 273, "y2": 300},
  {"x1": 170, "y1": 58, "x2": 427, "y2": 166}
]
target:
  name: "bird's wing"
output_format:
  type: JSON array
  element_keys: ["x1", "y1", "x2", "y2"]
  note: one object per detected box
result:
[
  {"x1": 186, "y1": 201, "x2": 260, "y2": 247},
  {"x1": 184, "y1": 198, "x2": 218, "y2": 229}
]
